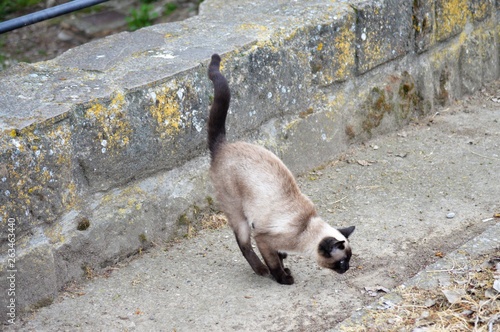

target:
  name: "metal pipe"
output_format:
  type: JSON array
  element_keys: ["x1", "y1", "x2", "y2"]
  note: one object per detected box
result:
[{"x1": 0, "y1": 0, "x2": 110, "y2": 34}]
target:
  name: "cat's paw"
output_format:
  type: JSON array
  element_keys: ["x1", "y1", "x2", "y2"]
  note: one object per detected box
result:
[
  {"x1": 277, "y1": 274, "x2": 294, "y2": 285},
  {"x1": 284, "y1": 268, "x2": 291, "y2": 275}
]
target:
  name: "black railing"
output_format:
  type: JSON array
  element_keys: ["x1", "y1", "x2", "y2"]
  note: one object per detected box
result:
[{"x1": 0, "y1": 0, "x2": 110, "y2": 34}]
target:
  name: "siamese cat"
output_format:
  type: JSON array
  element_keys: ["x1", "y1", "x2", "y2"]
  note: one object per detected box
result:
[{"x1": 207, "y1": 54, "x2": 355, "y2": 285}]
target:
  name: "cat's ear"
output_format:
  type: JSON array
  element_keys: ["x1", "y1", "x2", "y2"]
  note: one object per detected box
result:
[
  {"x1": 338, "y1": 226, "x2": 355, "y2": 239},
  {"x1": 318, "y1": 237, "x2": 345, "y2": 257}
]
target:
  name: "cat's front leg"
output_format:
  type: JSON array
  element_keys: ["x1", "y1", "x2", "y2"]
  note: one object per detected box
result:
[
  {"x1": 269, "y1": 253, "x2": 294, "y2": 285},
  {"x1": 255, "y1": 235, "x2": 294, "y2": 285}
]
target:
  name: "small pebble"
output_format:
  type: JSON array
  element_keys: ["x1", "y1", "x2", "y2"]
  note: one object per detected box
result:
[
  {"x1": 485, "y1": 287, "x2": 499, "y2": 299},
  {"x1": 424, "y1": 298, "x2": 436, "y2": 308},
  {"x1": 446, "y1": 212, "x2": 456, "y2": 219},
  {"x1": 57, "y1": 30, "x2": 74, "y2": 41}
]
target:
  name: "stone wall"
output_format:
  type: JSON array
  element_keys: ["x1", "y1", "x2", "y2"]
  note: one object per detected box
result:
[{"x1": 0, "y1": 0, "x2": 498, "y2": 316}]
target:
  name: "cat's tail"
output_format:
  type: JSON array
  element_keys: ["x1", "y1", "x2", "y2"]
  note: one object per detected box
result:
[{"x1": 207, "y1": 53, "x2": 230, "y2": 159}]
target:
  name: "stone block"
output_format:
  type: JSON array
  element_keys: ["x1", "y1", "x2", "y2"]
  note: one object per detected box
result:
[
  {"x1": 222, "y1": 47, "x2": 311, "y2": 138},
  {"x1": 351, "y1": 72, "x2": 425, "y2": 139},
  {"x1": 430, "y1": 45, "x2": 463, "y2": 105},
  {"x1": 460, "y1": 27, "x2": 499, "y2": 93},
  {"x1": 0, "y1": 120, "x2": 76, "y2": 246},
  {"x1": 51, "y1": 155, "x2": 211, "y2": 288},
  {"x1": 354, "y1": 0, "x2": 413, "y2": 74},
  {"x1": 0, "y1": 242, "x2": 57, "y2": 316},
  {"x1": 459, "y1": 37, "x2": 483, "y2": 93},
  {"x1": 303, "y1": 9, "x2": 357, "y2": 86},
  {"x1": 71, "y1": 68, "x2": 210, "y2": 192}
]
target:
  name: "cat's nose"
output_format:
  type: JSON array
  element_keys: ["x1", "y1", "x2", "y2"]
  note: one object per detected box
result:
[{"x1": 340, "y1": 260, "x2": 349, "y2": 271}]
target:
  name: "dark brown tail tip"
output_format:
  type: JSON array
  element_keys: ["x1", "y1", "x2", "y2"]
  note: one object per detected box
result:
[
  {"x1": 211, "y1": 54, "x2": 221, "y2": 65},
  {"x1": 209, "y1": 54, "x2": 222, "y2": 80}
]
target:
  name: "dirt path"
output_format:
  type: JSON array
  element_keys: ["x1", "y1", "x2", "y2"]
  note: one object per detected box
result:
[{"x1": 13, "y1": 81, "x2": 500, "y2": 331}]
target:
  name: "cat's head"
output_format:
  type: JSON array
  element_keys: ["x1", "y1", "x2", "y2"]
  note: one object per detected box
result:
[{"x1": 316, "y1": 226, "x2": 355, "y2": 274}]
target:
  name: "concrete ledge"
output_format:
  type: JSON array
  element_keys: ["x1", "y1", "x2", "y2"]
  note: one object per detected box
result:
[{"x1": 0, "y1": 0, "x2": 499, "y2": 316}]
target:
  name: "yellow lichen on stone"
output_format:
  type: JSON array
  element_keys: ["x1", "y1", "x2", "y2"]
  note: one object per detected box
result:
[
  {"x1": 362, "y1": 38, "x2": 384, "y2": 70},
  {"x1": 45, "y1": 223, "x2": 64, "y2": 244},
  {"x1": 238, "y1": 23, "x2": 269, "y2": 39},
  {"x1": 6, "y1": 131, "x2": 43, "y2": 205},
  {"x1": 436, "y1": 0, "x2": 468, "y2": 41},
  {"x1": 469, "y1": 0, "x2": 489, "y2": 22},
  {"x1": 101, "y1": 186, "x2": 146, "y2": 217},
  {"x1": 85, "y1": 92, "x2": 132, "y2": 152},
  {"x1": 333, "y1": 24, "x2": 355, "y2": 80},
  {"x1": 249, "y1": 38, "x2": 280, "y2": 54},
  {"x1": 13, "y1": 129, "x2": 40, "y2": 153},
  {"x1": 47, "y1": 124, "x2": 72, "y2": 167},
  {"x1": 283, "y1": 26, "x2": 300, "y2": 43},
  {"x1": 150, "y1": 88, "x2": 182, "y2": 139},
  {"x1": 62, "y1": 182, "x2": 78, "y2": 208},
  {"x1": 164, "y1": 33, "x2": 179, "y2": 39}
]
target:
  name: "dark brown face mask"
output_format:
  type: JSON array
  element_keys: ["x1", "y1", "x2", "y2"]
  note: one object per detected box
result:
[{"x1": 332, "y1": 255, "x2": 351, "y2": 274}]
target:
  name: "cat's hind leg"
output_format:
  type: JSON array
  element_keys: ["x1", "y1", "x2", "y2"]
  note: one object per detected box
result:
[{"x1": 228, "y1": 212, "x2": 269, "y2": 276}]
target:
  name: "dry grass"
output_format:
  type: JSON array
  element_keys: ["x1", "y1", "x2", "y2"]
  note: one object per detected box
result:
[
  {"x1": 200, "y1": 212, "x2": 228, "y2": 230},
  {"x1": 341, "y1": 253, "x2": 500, "y2": 332},
  {"x1": 178, "y1": 199, "x2": 228, "y2": 239}
]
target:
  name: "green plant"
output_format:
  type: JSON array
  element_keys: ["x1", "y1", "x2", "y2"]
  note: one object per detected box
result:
[
  {"x1": 0, "y1": 0, "x2": 43, "y2": 20},
  {"x1": 126, "y1": 4, "x2": 159, "y2": 31},
  {"x1": 164, "y1": 3, "x2": 177, "y2": 16},
  {"x1": 0, "y1": 54, "x2": 6, "y2": 70}
]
